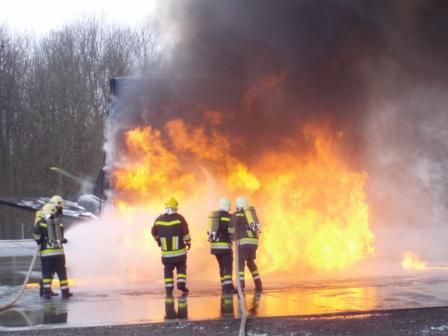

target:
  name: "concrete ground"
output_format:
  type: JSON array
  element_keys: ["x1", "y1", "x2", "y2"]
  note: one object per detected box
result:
[
  {"x1": 3, "y1": 240, "x2": 448, "y2": 335},
  {"x1": 3, "y1": 307, "x2": 448, "y2": 335}
]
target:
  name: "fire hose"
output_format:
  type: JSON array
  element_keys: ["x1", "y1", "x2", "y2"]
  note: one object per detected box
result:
[
  {"x1": 0, "y1": 246, "x2": 40, "y2": 312},
  {"x1": 234, "y1": 242, "x2": 247, "y2": 336}
]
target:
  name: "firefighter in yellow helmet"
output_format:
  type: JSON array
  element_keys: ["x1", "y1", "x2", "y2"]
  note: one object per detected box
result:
[
  {"x1": 34, "y1": 195, "x2": 64, "y2": 297},
  {"x1": 151, "y1": 197, "x2": 191, "y2": 296},
  {"x1": 34, "y1": 207, "x2": 49, "y2": 297},
  {"x1": 208, "y1": 197, "x2": 236, "y2": 294},
  {"x1": 33, "y1": 202, "x2": 73, "y2": 299},
  {"x1": 49, "y1": 195, "x2": 64, "y2": 218},
  {"x1": 230, "y1": 196, "x2": 263, "y2": 292}
]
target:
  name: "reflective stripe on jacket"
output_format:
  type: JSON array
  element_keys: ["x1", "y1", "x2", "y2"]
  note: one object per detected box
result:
[{"x1": 151, "y1": 213, "x2": 191, "y2": 260}]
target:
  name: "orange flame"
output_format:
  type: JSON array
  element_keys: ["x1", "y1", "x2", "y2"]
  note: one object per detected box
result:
[{"x1": 112, "y1": 115, "x2": 374, "y2": 275}]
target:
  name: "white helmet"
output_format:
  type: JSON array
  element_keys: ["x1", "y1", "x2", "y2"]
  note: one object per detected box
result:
[
  {"x1": 236, "y1": 196, "x2": 248, "y2": 209},
  {"x1": 218, "y1": 197, "x2": 231, "y2": 211}
]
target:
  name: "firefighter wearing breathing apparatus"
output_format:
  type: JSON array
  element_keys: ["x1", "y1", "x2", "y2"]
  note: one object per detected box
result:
[
  {"x1": 152, "y1": 197, "x2": 191, "y2": 296},
  {"x1": 35, "y1": 195, "x2": 67, "y2": 297},
  {"x1": 35, "y1": 205, "x2": 53, "y2": 297},
  {"x1": 33, "y1": 200, "x2": 73, "y2": 299},
  {"x1": 208, "y1": 196, "x2": 236, "y2": 294},
  {"x1": 231, "y1": 196, "x2": 263, "y2": 292}
]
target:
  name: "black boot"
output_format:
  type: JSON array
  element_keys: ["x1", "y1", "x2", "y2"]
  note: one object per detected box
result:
[
  {"x1": 222, "y1": 284, "x2": 235, "y2": 294},
  {"x1": 178, "y1": 284, "x2": 189, "y2": 294},
  {"x1": 61, "y1": 288, "x2": 73, "y2": 299},
  {"x1": 43, "y1": 288, "x2": 52, "y2": 300}
]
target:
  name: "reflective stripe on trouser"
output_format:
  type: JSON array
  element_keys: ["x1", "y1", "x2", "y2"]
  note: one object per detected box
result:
[
  {"x1": 41, "y1": 254, "x2": 69, "y2": 292},
  {"x1": 163, "y1": 258, "x2": 187, "y2": 290},
  {"x1": 164, "y1": 277, "x2": 174, "y2": 288},
  {"x1": 177, "y1": 273, "x2": 187, "y2": 285},
  {"x1": 251, "y1": 270, "x2": 260, "y2": 280},
  {"x1": 43, "y1": 277, "x2": 52, "y2": 289}
]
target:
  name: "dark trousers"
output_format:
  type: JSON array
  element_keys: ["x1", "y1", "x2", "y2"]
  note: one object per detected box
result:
[
  {"x1": 163, "y1": 257, "x2": 187, "y2": 293},
  {"x1": 39, "y1": 257, "x2": 55, "y2": 296},
  {"x1": 238, "y1": 247, "x2": 262, "y2": 290},
  {"x1": 214, "y1": 251, "x2": 233, "y2": 290},
  {"x1": 41, "y1": 255, "x2": 70, "y2": 295}
]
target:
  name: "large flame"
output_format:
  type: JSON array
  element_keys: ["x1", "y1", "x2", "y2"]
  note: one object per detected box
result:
[
  {"x1": 401, "y1": 251, "x2": 448, "y2": 271},
  {"x1": 112, "y1": 115, "x2": 374, "y2": 275},
  {"x1": 401, "y1": 251, "x2": 428, "y2": 270}
]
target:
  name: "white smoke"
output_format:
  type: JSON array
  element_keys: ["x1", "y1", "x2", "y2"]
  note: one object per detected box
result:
[{"x1": 362, "y1": 60, "x2": 448, "y2": 270}]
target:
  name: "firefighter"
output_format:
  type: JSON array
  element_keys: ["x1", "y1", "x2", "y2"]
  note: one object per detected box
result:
[
  {"x1": 231, "y1": 196, "x2": 263, "y2": 292},
  {"x1": 35, "y1": 195, "x2": 64, "y2": 297},
  {"x1": 34, "y1": 206, "x2": 57, "y2": 297},
  {"x1": 151, "y1": 197, "x2": 191, "y2": 296},
  {"x1": 33, "y1": 203, "x2": 73, "y2": 299},
  {"x1": 208, "y1": 197, "x2": 236, "y2": 294}
]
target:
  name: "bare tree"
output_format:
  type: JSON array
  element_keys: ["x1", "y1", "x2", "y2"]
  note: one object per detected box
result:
[{"x1": 0, "y1": 17, "x2": 160, "y2": 239}]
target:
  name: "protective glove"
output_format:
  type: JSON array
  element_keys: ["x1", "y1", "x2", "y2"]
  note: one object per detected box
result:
[
  {"x1": 156, "y1": 238, "x2": 161, "y2": 247},
  {"x1": 185, "y1": 241, "x2": 191, "y2": 251},
  {"x1": 62, "y1": 238, "x2": 68, "y2": 244}
]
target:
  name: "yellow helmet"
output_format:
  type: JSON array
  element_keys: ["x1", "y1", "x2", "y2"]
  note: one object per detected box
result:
[
  {"x1": 50, "y1": 195, "x2": 64, "y2": 208},
  {"x1": 42, "y1": 203, "x2": 57, "y2": 217},
  {"x1": 164, "y1": 197, "x2": 178, "y2": 210}
]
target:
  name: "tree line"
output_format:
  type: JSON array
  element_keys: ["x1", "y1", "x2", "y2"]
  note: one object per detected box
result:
[{"x1": 0, "y1": 17, "x2": 158, "y2": 238}]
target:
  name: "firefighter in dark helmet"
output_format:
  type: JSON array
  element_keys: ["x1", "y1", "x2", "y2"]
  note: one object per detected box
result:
[
  {"x1": 33, "y1": 202, "x2": 73, "y2": 299},
  {"x1": 231, "y1": 196, "x2": 263, "y2": 292},
  {"x1": 151, "y1": 197, "x2": 191, "y2": 296},
  {"x1": 208, "y1": 196, "x2": 236, "y2": 294}
]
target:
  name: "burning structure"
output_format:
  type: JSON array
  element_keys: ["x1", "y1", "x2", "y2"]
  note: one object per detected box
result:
[{"x1": 67, "y1": 0, "x2": 448, "y2": 287}]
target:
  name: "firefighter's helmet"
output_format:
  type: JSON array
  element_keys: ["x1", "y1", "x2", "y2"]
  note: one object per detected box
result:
[
  {"x1": 42, "y1": 203, "x2": 57, "y2": 217},
  {"x1": 50, "y1": 195, "x2": 64, "y2": 208},
  {"x1": 164, "y1": 197, "x2": 178, "y2": 210},
  {"x1": 218, "y1": 197, "x2": 231, "y2": 211},
  {"x1": 236, "y1": 196, "x2": 248, "y2": 209}
]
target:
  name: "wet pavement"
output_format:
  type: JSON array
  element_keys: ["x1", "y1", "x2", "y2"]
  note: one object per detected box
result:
[
  {"x1": 2, "y1": 273, "x2": 448, "y2": 331},
  {"x1": 2, "y1": 240, "x2": 448, "y2": 333}
]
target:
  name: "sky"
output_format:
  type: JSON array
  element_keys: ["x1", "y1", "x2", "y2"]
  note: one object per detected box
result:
[{"x1": 0, "y1": 0, "x2": 159, "y2": 34}]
